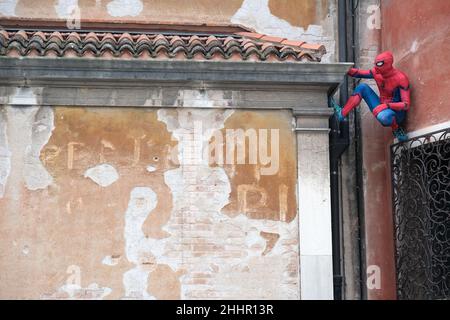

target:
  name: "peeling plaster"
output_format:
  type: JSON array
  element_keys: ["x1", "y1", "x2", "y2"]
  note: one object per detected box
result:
[
  {"x1": 102, "y1": 255, "x2": 121, "y2": 266},
  {"x1": 54, "y1": 0, "x2": 78, "y2": 18},
  {"x1": 9, "y1": 87, "x2": 39, "y2": 105},
  {"x1": 155, "y1": 108, "x2": 300, "y2": 299},
  {"x1": 90, "y1": 108, "x2": 301, "y2": 299},
  {"x1": 144, "y1": 89, "x2": 163, "y2": 107},
  {"x1": 260, "y1": 231, "x2": 280, "y2": 255},
  {"x1": 3, "y1": 101, "x2": 54, "y2": 195},
  {"x1": 1, "y1": 104, "x2": 299, "y2": 299},
  {"x1": 146, "y1": 165, "x2": 156, "y2": 172},
  {"x1": 23, "y1": 106, "x2": 55, "y2": 190},
  {"x1": 175, "y1": 90, "x2": 231, "y2": 108},
  {"x1": 0, "y1": 0, "x2": 17, "y2": 17},
  {"x1": 22, "y1": 245, "x2": 30, "y2": 255},
  {"x1": 0, "y1": 108, "x2": 11, "y2": 198},
  {"x1": 107, "y1": 0, "x2": 143, "y2": 17},
  {"x1": 54, "y1": 283, "x2": 112, "y2": 300},
  {"x1": 123, "y1": 187, "x2": 157, "y2": 299},
  {"x1": 231, "y1": 0, "x2": 336, "y2": 62},
  {"x1": 84, "y1": 164, "x2": 119, "y2": 187}
]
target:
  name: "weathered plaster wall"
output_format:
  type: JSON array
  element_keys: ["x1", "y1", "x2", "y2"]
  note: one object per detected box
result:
[
  {"x1": 0, "y1": 0, "x2": 342, "y2": 299},
  {"x1": 1, "y1": 0, "x2": 242, "y2": 22},
  {"x1": 230, "y1": 0, "x2": 337, "y2": 61},
  {"x1": 0, "y1": 0, "x2": 338, "y2": 61},
  {"x1": 0, "y1": 103, "x2": 299, "y2": 299}
]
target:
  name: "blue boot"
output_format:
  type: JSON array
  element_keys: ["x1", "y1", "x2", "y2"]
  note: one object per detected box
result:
[
  {"x1": 329, "y1": 97, "x2": 345, "y2": 122},
  {"x1": 393, "y1": 127, "x2": 408, "y2": 142}
]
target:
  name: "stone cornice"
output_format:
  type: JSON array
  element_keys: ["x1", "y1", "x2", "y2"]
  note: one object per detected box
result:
[
  {"x1": 0, "y1": 57, "x2": 351, "y2": 86},
  {"x1": 0, "y1": 57, "x2": 351, "y2": 120}
]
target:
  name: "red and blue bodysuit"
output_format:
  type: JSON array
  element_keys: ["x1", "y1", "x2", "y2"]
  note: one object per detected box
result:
[{"x1": 333, "y1": 51, "x2": 410, "y2": 141}]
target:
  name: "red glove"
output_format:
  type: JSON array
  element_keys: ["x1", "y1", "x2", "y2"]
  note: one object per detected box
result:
[
  {"x1": 373, "y1": 104, "x2": 388, "y2": 117},
  {"x1": 347, "y1": 68, "x2": 359, "y2": 76}
]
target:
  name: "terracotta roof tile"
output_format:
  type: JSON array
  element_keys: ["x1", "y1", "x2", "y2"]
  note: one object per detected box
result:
[
  {"x1": 0, "y1": 29, "x2": 9, "y2": 39},
  {"x1": 261, "y1": 42, "x2": 275, "y2": 52},
  {"x1": 261, "y1": 35, "x2": 286, "y2": 43},
  {"x1": 48, "y1": 31, "x2": 63, "y2": 42},
  {"x1": 243, "y1": 41, "x2": 257, "y2": 51},
  {"x1": 101, "y1": 33, "x2": 117, "y2": 43},
  {"x1": 67, "y1": 31, "x2": 81, "y2": 42},
  {"x1": 299, "y1": 42, "x2": 326, "y2": 53},
  {"x1": 223, "y1": 36, "x2": 237, "y2": 46},
  {"x1": 118, "y1": 32, "x2": 133, "y2": 42},
  {"x1": 15, "y1": 30, "x2": 28, "y2": 40},
  {"x1": 281, "y1": 39, "x2": 306, "y2": 47},
  {"x1": 136, "y1": 33, "x2": 149, "y2": 43},
  {"x1": 206, "y1": 35, "x2": 220, "y2": 47},
  {"x1": 0, "y1": 30, "x2": 326, "y2": 62},
  {"x1": 85, "y1": 32, "x2": 99, "y2": 42},
  {"x1": 30, "y1": 31, "x2": 46, "y2": 41},
  {"x1": 235, "y1": 32, "x2": 265, "y2": 40},
  {"x1": 169, "y1": 35, "x2": 183, "y2": 46},
  {"x1": 188, "y1": 35, "x2": 202, "y2": 47}
]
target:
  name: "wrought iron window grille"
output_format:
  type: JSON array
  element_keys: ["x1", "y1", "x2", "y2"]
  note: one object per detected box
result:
[{"x1": 391, "y1": 127, "x2": 450, "y2": 300}]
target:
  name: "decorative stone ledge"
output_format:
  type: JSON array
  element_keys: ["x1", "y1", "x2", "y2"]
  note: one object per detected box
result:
[{"x1": 0, "y1": 57, "x2": 351, "y2": 112}]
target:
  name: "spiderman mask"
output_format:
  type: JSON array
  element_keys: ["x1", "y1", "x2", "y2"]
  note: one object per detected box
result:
[{"x1": 374, "y1": 51, "x2": 394, "y2": 75}]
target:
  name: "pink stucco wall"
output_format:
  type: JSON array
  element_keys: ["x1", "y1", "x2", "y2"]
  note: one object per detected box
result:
[
  {"x1": 382, "y1": 0, "x2": 450, "y2": 131},
  {"x1": 362, "y1": 0, "x2": 450, "y2": 300}
]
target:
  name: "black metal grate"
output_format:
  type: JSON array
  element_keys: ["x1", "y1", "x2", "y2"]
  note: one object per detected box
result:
[{"x1": 391, "y1": 128, "x2": 450, "y2": 300}]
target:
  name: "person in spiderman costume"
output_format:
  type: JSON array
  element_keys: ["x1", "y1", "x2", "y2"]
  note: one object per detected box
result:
[{"x1": 331, "y1": 51, "x2": 410, "y2": 141}]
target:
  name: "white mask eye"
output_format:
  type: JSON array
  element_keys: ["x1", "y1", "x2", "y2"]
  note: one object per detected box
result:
[{"x1": 376, "y1": 61, "x2": 384, "y2": 67}]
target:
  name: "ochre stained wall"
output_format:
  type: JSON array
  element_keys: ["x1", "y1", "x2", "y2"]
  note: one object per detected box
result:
[
  {"x1": 2, "y1": 0, "x2": 329, "y2": 27},
  {"x1": 0, "y1": 106, "x2": 299, "y2": 299},
  {"x1": 9, "y1": 0, "x2": 244, "y2": 23}
]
